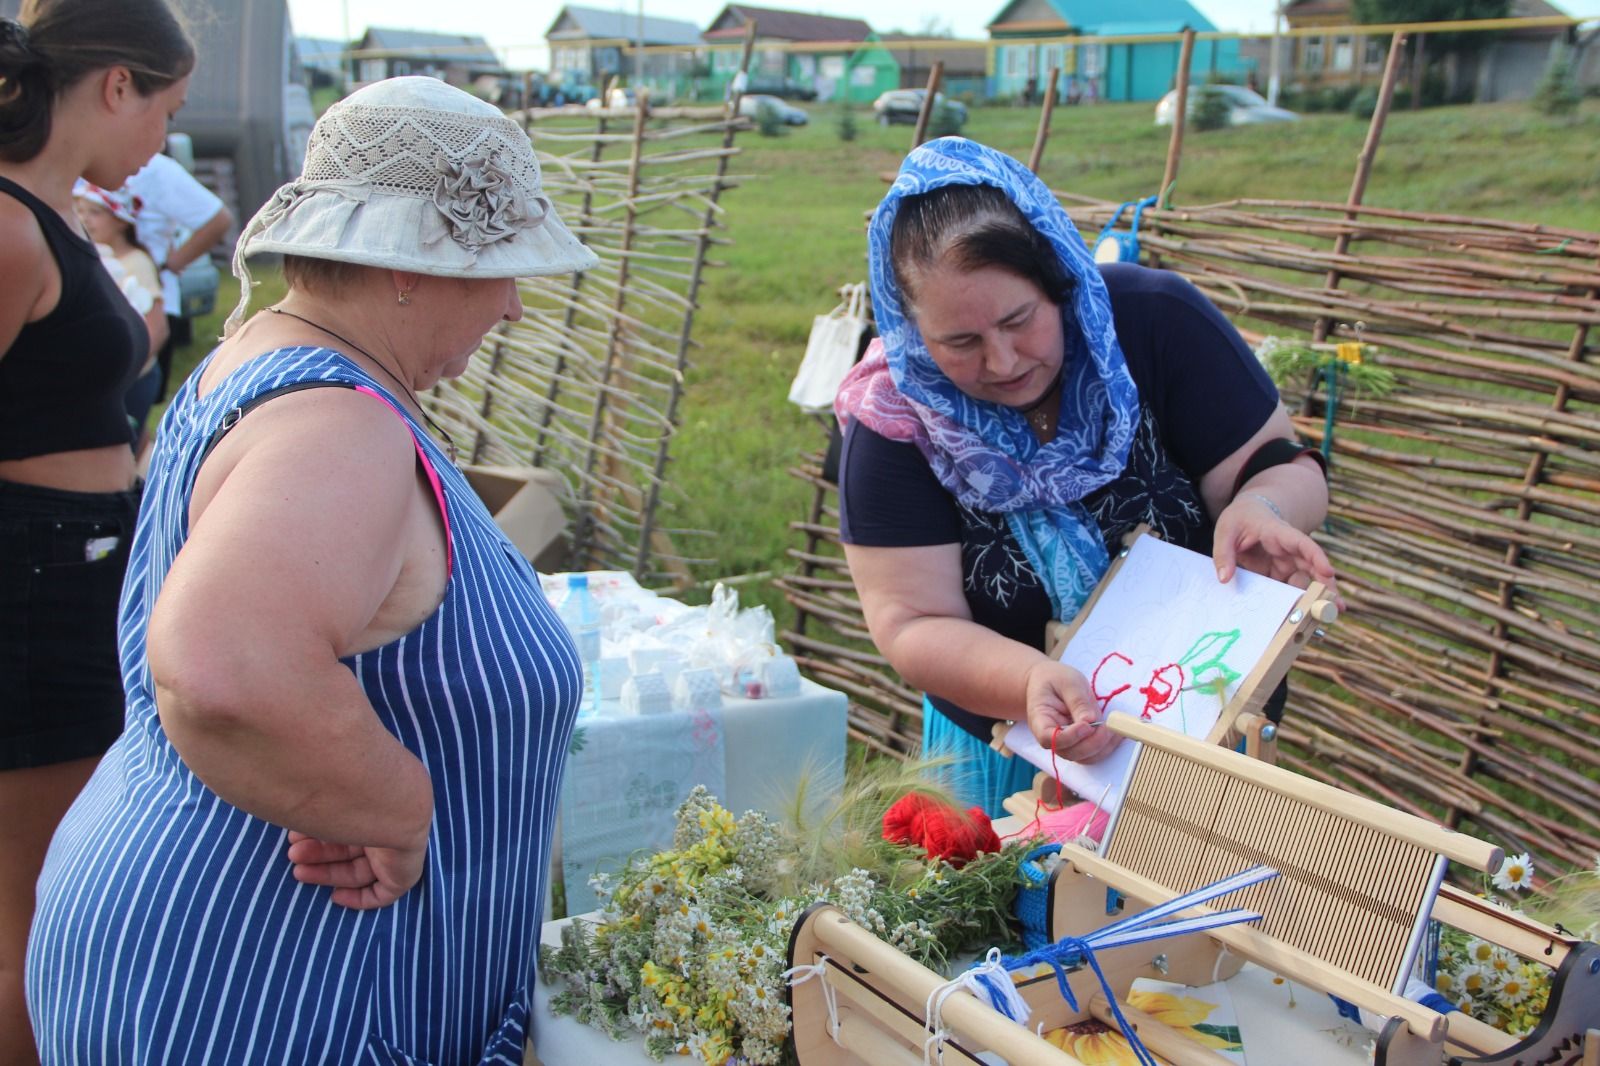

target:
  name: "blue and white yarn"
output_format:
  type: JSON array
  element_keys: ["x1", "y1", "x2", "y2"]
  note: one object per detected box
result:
[{"x1": 952, "y1": 864, "x2": 1281, "y2": 1066}]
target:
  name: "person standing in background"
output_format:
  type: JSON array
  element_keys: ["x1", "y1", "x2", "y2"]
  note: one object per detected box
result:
[
  {"x1": 125, "y1": 146, "x2": 231, "y2": 400},
  {"x1": 0, "y1": 1, "x2": 194, "y2": 1062},
  {"x1": 74, "y1": 180, "x2": 168, "y2": 450}
]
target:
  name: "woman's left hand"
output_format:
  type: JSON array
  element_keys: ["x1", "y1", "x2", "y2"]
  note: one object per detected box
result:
[
  {"x1": 1213, "y1": 495, "x2": 1342, "y2": 607},
  {"x1": 285, "y1": 830, "x2": 427, "y2": 910}
]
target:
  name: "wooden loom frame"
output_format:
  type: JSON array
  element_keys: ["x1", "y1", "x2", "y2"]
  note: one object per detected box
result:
[{"x1": 788, "y1": 713, "x2": 1600, "y2": 1066}]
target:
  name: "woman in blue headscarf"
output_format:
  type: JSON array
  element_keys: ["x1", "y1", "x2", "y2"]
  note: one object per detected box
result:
[{"x1": 836, "y1": 139, "x2": 1335, "y2": 815}]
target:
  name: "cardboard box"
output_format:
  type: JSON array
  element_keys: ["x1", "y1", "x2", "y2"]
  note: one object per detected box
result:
[{"x1": 461, "y1": 464, "x2": 570, "y2": 573}]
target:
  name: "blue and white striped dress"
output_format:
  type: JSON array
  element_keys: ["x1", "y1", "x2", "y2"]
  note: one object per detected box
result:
[{"x1": 27, "y1": 346, "x2": 581, "y2": 1065}]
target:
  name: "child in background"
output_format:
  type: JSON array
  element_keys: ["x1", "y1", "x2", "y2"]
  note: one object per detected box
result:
[
  {"x1": 125, "y1": 147, "x2": 231, "y2": 398},
  {"x1": 75, "y1": 181, "x2": 167, "y2": 448}
]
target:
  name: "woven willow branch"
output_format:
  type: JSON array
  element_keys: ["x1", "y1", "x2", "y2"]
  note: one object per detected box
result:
[{"x1": 427, "y1": 107, "x2": 748, "y2": 586}]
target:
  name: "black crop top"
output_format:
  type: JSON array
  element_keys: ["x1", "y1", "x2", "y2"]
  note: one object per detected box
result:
[{"x1": 0, "y1": 176, "x2": 145, "y2": 460}]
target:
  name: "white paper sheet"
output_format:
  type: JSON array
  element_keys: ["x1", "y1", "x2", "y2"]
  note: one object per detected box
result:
[{"x1": 1003, "y1": 535, "x2": 1305, "y2": 818}]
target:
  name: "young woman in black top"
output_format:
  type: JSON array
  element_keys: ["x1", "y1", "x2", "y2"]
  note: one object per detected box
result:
[{"x1": 0, "y1": 1, "x2": 193, "y2": 1059}]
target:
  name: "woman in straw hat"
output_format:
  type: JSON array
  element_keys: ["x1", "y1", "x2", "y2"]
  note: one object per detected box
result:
[
  {"x1": 28, "y1": 77, "x2": 597, "y2": 1064},
  {"x1": 0, "y1": 1, "x2": 193, "y2": 1060}
]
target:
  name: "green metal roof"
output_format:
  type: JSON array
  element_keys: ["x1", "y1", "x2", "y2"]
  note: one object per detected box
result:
[
  {"x1": 1091, "y1": 19, "x2": 1194, "y2": 36},
  {"x1": 991, "y1": 0, "x2": 1217, "y2": 34}
]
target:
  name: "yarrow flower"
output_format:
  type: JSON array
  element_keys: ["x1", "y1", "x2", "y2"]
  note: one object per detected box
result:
[{"x1": 1493, "y1": 852, "x2": 1535, "y2": 893}]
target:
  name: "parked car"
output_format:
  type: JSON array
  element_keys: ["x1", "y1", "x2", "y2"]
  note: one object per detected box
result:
[
  {"x1": 1154, "y1": 84, "x2": 1298, "y2": 126},
  {"x1": 746, "y1": 76, "x2": 817, "y2": 101},
  {"x1": 737, "y1": 94, "x2": 808, "y2": 125},
  {"x1": 586, "y1": 87, "x2": 637, "y2": 109},
  {"x1": 871, "y1": 89, "x2": 968, "y2": 128}
]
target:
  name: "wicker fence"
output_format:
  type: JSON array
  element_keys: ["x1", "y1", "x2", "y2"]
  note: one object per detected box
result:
[
  {"x1": 777, "y1": 38, "x2": 1600, "y2": 877},
  {"x1": 424, "y1": 96, "x2": 750, "y2": 587},
  {"x1": 777, "y1": 199, "x2": 1600, "y2": 877}
]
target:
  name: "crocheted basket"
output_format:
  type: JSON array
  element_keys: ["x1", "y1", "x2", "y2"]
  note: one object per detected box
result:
[{"x1": 1014, "y1": 843, "x2": 1062, "y2": 951}]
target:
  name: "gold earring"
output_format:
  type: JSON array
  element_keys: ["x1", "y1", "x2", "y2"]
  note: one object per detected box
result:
[{"x1": 398, "y1": 289, "x2": 411, "y2": 306}]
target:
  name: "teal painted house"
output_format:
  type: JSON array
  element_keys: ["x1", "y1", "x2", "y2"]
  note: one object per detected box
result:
[
  {"x1": 987, "y1": 0, "x2": 1249, "y2": 102},
  {"x1": 702, "y1": 4, "x2": 883, "y2": 103}
]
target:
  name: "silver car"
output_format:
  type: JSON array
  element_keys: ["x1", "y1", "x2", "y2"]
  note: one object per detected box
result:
[
  {"x1": 1154, "y1": 84, "x2": 1298, "y2": 126},
  {"x1": 737, "y1": 94, "x2": 809, "y2": 125},
  {"x1": 872, "y1": 89, "x2": 968, "y2": 127}
]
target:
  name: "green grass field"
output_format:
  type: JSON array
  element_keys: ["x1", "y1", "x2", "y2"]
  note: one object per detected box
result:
[{"x1": 165, "y1": 97, "x2": 1600, "y2": 622}]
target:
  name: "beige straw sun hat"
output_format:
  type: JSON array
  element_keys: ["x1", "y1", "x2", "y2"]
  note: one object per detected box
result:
[{"x1": 227, "y1": 76, "x2": 596, "y2": 332}]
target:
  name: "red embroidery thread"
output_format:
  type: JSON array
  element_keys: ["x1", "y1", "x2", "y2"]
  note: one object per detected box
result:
[
  {"x1": 1138, "y1": 663, "x2": 1184, "y2": 719},
  {"x1": 1090, "y1": 652, "x2": 1133, "y2": 712}
]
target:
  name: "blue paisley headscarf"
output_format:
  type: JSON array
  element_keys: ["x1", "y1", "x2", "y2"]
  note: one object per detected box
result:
[{"x1": 834, "y1": 137, "x2": 1141, "y2": 619}]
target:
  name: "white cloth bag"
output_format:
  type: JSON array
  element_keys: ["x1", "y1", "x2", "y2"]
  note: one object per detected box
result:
[{"x1": 787, "y1": 282, "x2": 868, "y2": 413}]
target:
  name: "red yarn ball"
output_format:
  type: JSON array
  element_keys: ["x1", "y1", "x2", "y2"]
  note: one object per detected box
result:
[{"x1": 881, "y1": 793, "x2": 1001, "y2": 867}]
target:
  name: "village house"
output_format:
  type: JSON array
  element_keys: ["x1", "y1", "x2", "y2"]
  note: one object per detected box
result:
[
  {"x1": 1280, "y1": 0, "x2": 1580, "y2": 102},
  {"x1": 347, "y1": 27, "x2": 505, "y2": 92},
  {"x1": 701, "y1": 4, "x2": 896, "y2": 103},
  {"x1": 987, "y1": 0, "x2": 1250, "y2": 102},
  {"x1": 545, "y1": 5, "x2": 703, "y2": 100}
]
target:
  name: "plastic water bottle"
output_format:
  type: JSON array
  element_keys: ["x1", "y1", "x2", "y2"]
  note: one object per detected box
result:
[{"x1": 559, "y1": 574, "x2": 602, "y2": 718}]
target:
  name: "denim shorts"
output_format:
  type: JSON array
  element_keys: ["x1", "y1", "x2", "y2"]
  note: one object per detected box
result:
[{"x1": 0, "y1": 478, "x2": 140, "y2": 769}]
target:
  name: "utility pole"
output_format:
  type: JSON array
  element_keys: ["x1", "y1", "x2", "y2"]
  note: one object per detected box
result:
[
  {"x1": 1268, "y1": 0, "x2": 1284, "y2": 105},
  {"x1": 635, "y1": 0, "x2": 645, "y2": 87},
  {"x1": 342, "y1": 0, "x2": 352, "y2": 89}
]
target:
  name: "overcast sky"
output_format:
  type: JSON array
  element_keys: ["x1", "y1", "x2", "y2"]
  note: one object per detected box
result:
[{"x1": 287, "y1": 0, "x2": 1600, "y2": 69}]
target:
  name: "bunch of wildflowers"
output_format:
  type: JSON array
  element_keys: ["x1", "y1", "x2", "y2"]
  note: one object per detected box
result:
[
  {"x1": 1432, "y1": 851, "x2": 1600, "y2": 1038},
  {"x1": 542, "y1": 785, "x2": 1038, "y2": 1064}
]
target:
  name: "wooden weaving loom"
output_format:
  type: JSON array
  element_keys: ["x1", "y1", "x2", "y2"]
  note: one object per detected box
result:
[{"x1": 786, "y1": 713, "x2": 1600, "y2": 1065}]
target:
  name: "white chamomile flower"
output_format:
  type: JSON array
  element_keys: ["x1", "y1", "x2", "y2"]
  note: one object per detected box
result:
[
  {"x1": 1466, "y1": 938, "x2": 1495, "y2": 964},
  {"x1": 1492, "y1": 852, "x2": 1534, "y2": 893},
  {"x1": 1459, "y1": 965, "x2": 1491, "y2": 996},
  {"x1": 1434, "y1": 971, "x2": 1455, "y2": 995},
  {"x1": 1496, "y1": 972, "x2": 1531, "y2": 1005},
  {"x1": 1487, "y1": 948, "x2": 1515, "y2": 974}
]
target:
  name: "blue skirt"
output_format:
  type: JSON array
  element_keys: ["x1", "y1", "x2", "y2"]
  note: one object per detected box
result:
[{"x1": 921, "y1": 697, "x2": 1038, "y2": 817}]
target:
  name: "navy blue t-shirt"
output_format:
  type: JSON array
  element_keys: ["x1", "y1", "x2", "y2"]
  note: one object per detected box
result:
[{"x1": 838, "y1": 263, "x2": 1279, "y2": 740}]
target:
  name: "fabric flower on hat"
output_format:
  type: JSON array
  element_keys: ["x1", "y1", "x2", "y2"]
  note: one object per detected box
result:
[{"x1": 431, "y1": 150, "x2": 540, "y2": 254}]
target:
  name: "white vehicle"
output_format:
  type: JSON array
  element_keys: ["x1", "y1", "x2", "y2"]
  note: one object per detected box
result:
[
  {"x1": 1154, "y1": 84, "x2": 1298, "y2": 126},
  {"x1": 872, "y1": 89, "x2": 968, "y2": 127},
  {"x1": 737, "y1": 94, "x2": 809, "y2": 125}
]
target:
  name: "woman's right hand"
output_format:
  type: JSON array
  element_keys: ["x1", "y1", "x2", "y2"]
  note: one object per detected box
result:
[
  {"x1": 1023, "y1": 659, "x2": 1121, "y2": 763},
  {"x1": 286, "y1": 830, "x2": 428, "y2": 910}
]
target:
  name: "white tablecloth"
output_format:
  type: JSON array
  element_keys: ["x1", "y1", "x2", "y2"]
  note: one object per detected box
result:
[
  {"x1": 529, "y1": 913, "x2": 1370, "y2": 1066},
  {"x1": 553, "y1": 677, "x2": 848, "y2": 916}
]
